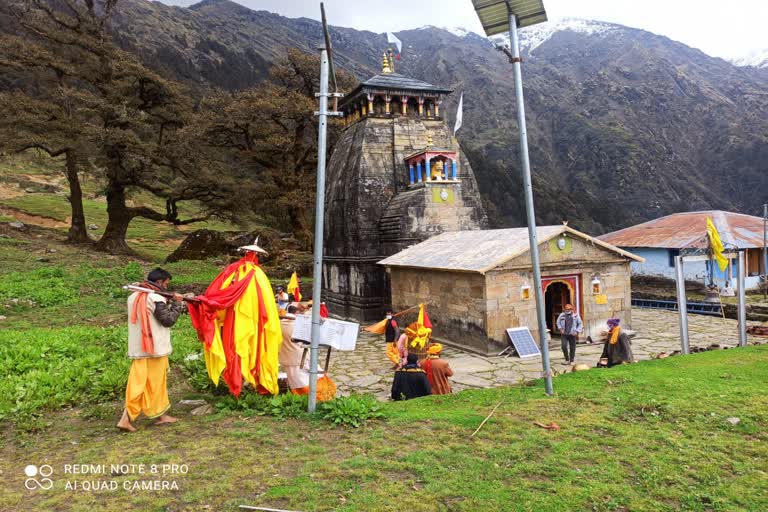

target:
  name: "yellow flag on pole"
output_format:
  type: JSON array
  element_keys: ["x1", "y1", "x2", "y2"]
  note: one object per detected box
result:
[
  {"x1": 287, "y1": 271, "x2": 301, "y2": 302},
  {"x1": 706, "y1": 217, "x2": 729, "y2": 272}
]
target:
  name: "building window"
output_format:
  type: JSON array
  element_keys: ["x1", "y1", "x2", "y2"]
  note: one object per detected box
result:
[{"x1": 668, "y1": 249, "x2": 680, "y2": 267}]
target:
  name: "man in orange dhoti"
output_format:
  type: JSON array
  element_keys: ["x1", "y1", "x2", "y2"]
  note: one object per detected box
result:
[{"x1": 118, "y1": 268, "x2": 185, "y2": 432}]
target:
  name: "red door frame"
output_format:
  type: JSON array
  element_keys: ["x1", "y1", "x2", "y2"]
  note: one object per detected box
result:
[{"x1": 541, "y1": 274, "x2": 583, "y2": 319}]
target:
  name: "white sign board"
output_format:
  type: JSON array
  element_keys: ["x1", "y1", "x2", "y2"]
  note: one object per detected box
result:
[{"x1": 291, "y1": 314, "x2": 359, "y2": 351}]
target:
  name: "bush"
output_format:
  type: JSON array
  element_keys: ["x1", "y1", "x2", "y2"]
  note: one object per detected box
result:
[
  {"x1": 318, "y1": 394, "x2": 383, "y2": 427},
  {"x1": 0, "y1": 267, "x2": 78, "y2": 307},
  {"x1": 0, "y1": 326, "x2": 130, "y2": 423},
  {"x1": 215, "y1": 391, "x2": 309, "y2": 419}
]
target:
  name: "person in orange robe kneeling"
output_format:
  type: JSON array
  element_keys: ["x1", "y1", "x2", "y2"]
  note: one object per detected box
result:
[
  {"x1": 117, "y1": 268, "x2": 186, "y2": 432},
  {"x1": 422, "y1": 343, "x2": 453, "y2": 395}
]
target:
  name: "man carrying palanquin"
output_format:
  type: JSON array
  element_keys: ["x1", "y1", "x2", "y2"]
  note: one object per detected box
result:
[
  {"x1": 278, "y1": 306, "x2": 336, "y2": 400},
  {"x1": 118, "y1": 268, "x2": 185, "y2": 432}
]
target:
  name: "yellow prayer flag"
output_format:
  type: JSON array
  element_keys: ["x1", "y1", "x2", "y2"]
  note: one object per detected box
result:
[
  {"x1": 706, "y1": 217, "x2": 729, "y2": 272},
  {"x1": 287, "y1": 271, "x2": 301, "y2": 302}
]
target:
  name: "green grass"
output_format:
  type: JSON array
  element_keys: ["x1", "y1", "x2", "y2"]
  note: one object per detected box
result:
[{"x1": 0, "y1": 346, "x2": 766, "y2": 511}]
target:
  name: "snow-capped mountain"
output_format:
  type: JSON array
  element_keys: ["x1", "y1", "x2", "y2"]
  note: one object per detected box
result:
[
  {"x1": 729, "y1": 49, "x2": 768, "y2": 69},
  {"x1": 487, "y1": 17, "x2": 619, "y2": 53}
]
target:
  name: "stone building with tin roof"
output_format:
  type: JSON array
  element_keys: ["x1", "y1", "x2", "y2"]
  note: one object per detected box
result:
[{"x1": 379, "y1": 225, "x2": 643, "y2": 355}]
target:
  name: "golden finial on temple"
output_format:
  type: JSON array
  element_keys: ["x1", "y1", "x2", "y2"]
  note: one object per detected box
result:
[
  {"x1": 382, "y1": 52, "x2": 392, "y2": 74},
  {"x1": 426, "y1": 132, "x2": 433, "y2": 146}
]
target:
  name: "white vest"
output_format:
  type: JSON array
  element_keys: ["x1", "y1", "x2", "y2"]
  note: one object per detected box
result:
[{"x1": 127, "y1": 292, "x2": 173, "y2": 359}]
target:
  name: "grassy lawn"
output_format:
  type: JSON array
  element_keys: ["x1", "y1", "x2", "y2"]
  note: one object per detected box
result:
[
  {"x1": 1, "y1": 345, "x2": 766, "y2": 511},
  {"x1": 0, "y1": 239, "x2": 766, "y2": 510}
]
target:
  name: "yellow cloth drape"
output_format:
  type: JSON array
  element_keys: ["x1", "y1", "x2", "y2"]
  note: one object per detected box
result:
[
  {"x1": 386, "y1": 342, "x2": 400, "y2": 365},
  {"x1": 287, "y1": 272, "x2": 301, "y2": 302},
  {"x1": 203, "y1": 261, "x2": 283, "y2": 395},
  {"x1": 706, "y1": 217, "x2": 729, "y2": 272},
  {"x1": 125, "y1": 356, "x2": 170, "y2": 421},
  {"x1": 609, "y1": 326, "x2": 621, "y2": 345}
]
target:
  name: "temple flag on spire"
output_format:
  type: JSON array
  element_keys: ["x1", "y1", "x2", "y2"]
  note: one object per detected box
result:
[
  {"x1": 387, "y1": 32, "x2": 402, "y2": 59},
  {"x1": 453, "y1": 93, "x2": 463, "y2": 135}
]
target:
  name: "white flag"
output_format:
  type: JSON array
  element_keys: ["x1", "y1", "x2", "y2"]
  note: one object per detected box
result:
[
  {"x1": 387, "y1": 32, "x2": 402, "y2": 55},
  {"x1": 453, "y1": 93, "x2": 463, "y2": 135}
]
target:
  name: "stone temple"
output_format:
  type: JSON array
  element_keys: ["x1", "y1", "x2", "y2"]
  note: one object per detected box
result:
[{"x1": 323, "y1": 52, "x2": 488, "y2": 321}]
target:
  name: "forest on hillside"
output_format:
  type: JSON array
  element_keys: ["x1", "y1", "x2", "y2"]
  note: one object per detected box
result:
[{"x1": 0, "y1": 0, "x2": 355, "y2": 255}]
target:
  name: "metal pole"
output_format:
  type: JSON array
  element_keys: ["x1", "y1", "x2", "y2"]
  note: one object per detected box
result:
[
  {"x1": 737, "y1": 250, "x2": 747, "y2": 347},
  {"x1": 763, "y1": 203, "x2": 766, "y2": 300},
  {"x1": 308, "y1": 47, "x2": 330, "y2": 413},
  {"x1": 674, "y1": 255, "x2": 690, "y2": 354},
  {"x1": 509, "y1": 13, "x2": 552, "y2": 395}
]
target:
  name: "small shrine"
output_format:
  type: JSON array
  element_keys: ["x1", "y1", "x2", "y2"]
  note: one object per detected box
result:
[
  {"x1": 340, "y1": 50, "x2": 452, "y2": 126},
  {"x1": 404, "y1": 134, "x2": 459, "y2": 185}
]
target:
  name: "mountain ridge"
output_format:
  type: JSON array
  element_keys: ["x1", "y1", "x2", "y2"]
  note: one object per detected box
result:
[{"x1": 98, "y1": 0, "x2": 768, "y2": 233}]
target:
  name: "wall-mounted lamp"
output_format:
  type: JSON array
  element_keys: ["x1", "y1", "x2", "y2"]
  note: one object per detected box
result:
[
  {"x1": 521, "y1": 284, "x2": 531, "y2": 300},
  {"x1": 591, "y1": 276, "x2": 602, "y2": 295}
]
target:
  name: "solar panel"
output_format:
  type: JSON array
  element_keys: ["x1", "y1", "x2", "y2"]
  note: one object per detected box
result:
[{"x1": 505, "y1": 327, "x2": 541, "y2": 358}]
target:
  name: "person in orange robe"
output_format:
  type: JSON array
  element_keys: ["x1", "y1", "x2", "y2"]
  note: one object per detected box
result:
[
  {"x1": 118, "y1": 268, "x2": 185, "y2": 432},
  {"x1": 422, "y1": 343, "x2": 453, "y2": 395}
]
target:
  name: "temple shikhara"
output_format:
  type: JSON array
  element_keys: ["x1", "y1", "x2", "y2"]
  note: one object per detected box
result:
[{"x1": 323, "y1": 51, "x2": 488, "y2": 321}]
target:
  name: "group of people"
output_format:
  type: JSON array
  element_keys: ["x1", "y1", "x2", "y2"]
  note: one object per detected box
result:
[
  {"x1": 118, "y1": 267, "x2": 634, "y2": 430},
  {"x1": 384, "y1": 309, "x2": 454, "y2": 401},
  {"x1": 556, "y1": 303, "x2": 634, "y2": 367}
]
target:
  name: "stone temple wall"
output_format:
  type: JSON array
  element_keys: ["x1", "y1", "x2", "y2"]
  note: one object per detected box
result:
[{"x1": 323, "y1": 116, "x2": 487, "y2": 322}]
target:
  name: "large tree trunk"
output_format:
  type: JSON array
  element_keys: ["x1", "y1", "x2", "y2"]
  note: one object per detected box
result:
[
  {"x1": 94, "y1": 181, "x2": 134, "y2": 254},
  {"x1": 64, "y1": 150, "x2": 90, "y2": 243}
]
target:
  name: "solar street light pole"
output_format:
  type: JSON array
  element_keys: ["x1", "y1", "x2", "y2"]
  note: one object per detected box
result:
[{"x1": 508, "y1": 13, "x2": 553, "y2": 395}]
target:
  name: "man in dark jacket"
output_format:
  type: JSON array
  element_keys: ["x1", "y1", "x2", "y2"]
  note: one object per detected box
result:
[{"x1": 391, "y1": 354, "x2": 432, "y2": 400}]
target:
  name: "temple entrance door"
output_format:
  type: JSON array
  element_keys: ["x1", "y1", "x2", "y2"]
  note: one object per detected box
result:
[{"x1": 545, "y1": 282, "x2": 571, "y2": 335}]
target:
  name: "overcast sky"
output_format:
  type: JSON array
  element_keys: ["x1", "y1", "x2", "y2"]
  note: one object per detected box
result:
[{"x1": 156, "y1": 0, "x2": 767, "y2": 59}]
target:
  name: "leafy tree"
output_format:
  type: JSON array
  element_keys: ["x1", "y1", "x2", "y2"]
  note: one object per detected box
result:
[
  {"x1": 206, "y1": 48, "x2": 357, "y2": 249},
  {"x1": 1, "y1": 0, "x2": 246, "y2": 254}
]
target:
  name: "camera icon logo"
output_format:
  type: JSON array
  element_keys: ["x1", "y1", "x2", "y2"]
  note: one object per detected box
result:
[{"x1": 24, "y1": 464, "x2": 54, "y2": 490}]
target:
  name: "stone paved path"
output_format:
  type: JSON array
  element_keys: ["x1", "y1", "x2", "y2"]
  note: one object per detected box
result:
[{"x1": 325, "y1": 308, "x2": 767, "y2": 401}]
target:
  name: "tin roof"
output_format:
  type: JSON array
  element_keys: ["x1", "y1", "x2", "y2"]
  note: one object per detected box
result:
[
  {"x1": 340, "y1": 73, "x2": 452, "y2": 109},
  {"x1": 379, "y1": 225, "x2": 643, "y2": 274},
  {"x1": 362, "y1": 73, "x2": 451, "y2": 93},
  {"x1": 598, "y1": 210, "x2": 766, "y2": 249}
]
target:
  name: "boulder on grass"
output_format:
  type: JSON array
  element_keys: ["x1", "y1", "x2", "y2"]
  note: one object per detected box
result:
[{"x1": 165, "y1": 229, "x2": 231, "y2": 263}]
